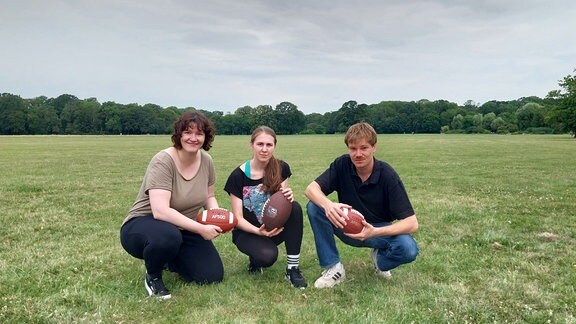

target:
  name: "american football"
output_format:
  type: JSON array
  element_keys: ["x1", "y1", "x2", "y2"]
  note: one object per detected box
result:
[
  {"x1": 341, "y1": 207, "x2": 365, "y2": 234},
  {"x1": 261, "y1": 191, "x2": 292, "y2": 231},
  {"x1": 196, "y1": 208, "x2": 237, "y2": 233}
]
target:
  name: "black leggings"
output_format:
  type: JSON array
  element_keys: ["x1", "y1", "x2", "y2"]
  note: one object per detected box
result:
[
  {"x1": 120, "y1": 215, "x2": 224, "y2": 284},
  {"x1": 232, "y1": 202, "x2": 304, "y2": 268}
]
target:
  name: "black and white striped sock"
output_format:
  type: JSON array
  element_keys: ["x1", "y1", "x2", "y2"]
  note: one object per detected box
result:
[{"x1": 287, "y1": 254, "x2": 300, "y2": 269}]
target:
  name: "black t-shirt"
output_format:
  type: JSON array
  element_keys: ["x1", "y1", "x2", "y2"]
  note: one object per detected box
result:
[
  {"x1": 315, "y1": 154, "x2": 414, "y2": 223},
  {"x1": 224, "y1": 161, "x2": 291, "y2": 227}
]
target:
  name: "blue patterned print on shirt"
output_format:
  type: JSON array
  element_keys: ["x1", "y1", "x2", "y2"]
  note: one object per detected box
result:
[{"x1": 242, "y1": 184, "x2": 270, "y2": 224}]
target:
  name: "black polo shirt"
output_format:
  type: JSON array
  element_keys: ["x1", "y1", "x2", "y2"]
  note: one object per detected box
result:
[{"x1": 314, "y1": 154, "x2": 414, "y2": 224}]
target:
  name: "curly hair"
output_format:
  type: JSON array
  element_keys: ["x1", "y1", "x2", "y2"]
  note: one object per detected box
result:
[{"x1": 171, "y1": 111, "x2": 215, "y2": 151}]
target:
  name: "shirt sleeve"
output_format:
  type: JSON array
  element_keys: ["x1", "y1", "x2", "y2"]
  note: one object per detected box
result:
[
  {"x1": 314, "y1": 156, "x2": 343, "y2": 196},
  {"x1": 143, "y1": 152, "x2": 174, "y2": 194},
  {"x1": 387, "y1": 177, "x2": 415, "y2": 219},
  {"x1": 224, "y1": 167, "x2": 244, "y2": 199},
  {"x1": 281, "y1": 160, "x2": 292, "y2": 180}
]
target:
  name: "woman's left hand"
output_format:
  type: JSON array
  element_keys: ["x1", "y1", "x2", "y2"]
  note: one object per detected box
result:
[
  {"x1": 281, "y1": 187, "x2": 294, "y2": 203},
  {"x1": 258, "y1": 224, "x2": 284, "y2": 237}
]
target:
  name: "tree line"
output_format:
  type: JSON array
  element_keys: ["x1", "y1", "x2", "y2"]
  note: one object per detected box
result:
[{"x1": 1, "y1": 69, "x2": 575, "y2": 136}]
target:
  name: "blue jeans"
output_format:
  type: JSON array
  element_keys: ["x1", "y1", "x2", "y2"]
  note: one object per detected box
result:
[{"x1": 306, "y1": 201, "x2": 419, "y2": 271}]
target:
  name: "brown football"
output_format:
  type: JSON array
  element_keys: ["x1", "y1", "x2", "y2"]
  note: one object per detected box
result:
[
  {"x1": 196, "y1": 208, "x2": 237, "y2": 233},
  {"x1": 341, "y1": 207, "x2": 365, "y2": 234},
  {"x1": 261, "y1": 191, "x2": 292, "y2": 231}
]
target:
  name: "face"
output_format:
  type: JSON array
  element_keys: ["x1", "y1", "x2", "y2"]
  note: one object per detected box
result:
[
  {"x1": 347, "y1": 139, "x2": 376, "y2": 170},
  {"x1": 180, "y1": 123, "x2": 205, "y2": 153},
  {"x1": 250, "y1": 133, "x2": 276, "y2": 163}
]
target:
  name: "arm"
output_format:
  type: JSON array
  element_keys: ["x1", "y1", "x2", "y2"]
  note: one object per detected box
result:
[
  {"x1": 280, "y1": 179, "x2": 294, "y2": 202},
  {"x1": 305, "y1": 181, "x2": 351, "y2": 229},
  {"x1": 347, "y1": 215, "x2": 419, "y2": 240},
  {"x1": 204, "y1": 184, "x2": 219, "y2": 210},
  {"x1": 229, "y1": 194, "x2": 259, "y2": 235},
  {"x1": 149, "y1": 188, "x2": 222, "y2": 240}
]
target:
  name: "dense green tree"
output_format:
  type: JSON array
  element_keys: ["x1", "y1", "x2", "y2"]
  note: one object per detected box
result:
[
  {"x1": 303, "y1": 113, "x2": 326, "y2": 134},
  {"x1": 60, "y1": 99, "x2": 80, "y2": 134},
  {"x1": 251, "y1": 105, "x2": 276, "y2": 131},
  {"x1": 451, "y1": 114, "x2": 464, "y2": 131},
  {"x1": 26, "y1": 97, "x2": 60, "y2": 134},
  {"x1": 142, "y1": 104, "x2": 170, "y2": 134},
  {"x1": 472, "y1": 113, "x2": 483, "y2": 128},
  {"x1": 482, "y1": 112, "x2": 496, "y2": 131},
  {"x1": 428, "y1": 100, "x2": 459, "y2": 127},
  {"x1": 418, "y1": 112, "x2": 441, "y2": 133},
  {"x1": 516, "y1": 103, "x2": 545, "y2": 131},
  {"x1": 218, "y1": 113, "x2": 246, "y2": 135},
  {"x1": 275, "y1": 101, "x2": 305, "y2": 134},
  {"x1": 547, "y1": 69, "x2": 576, "y2": 137},
  {"x1": 158, "y1": 108, "x2": 180, "y2": 134},
  {"x1": 0, "y1": 87, "x2": 572, "y2": 136},
  {"x1": 101, "y1": 101, "x2": 123, "y2": 134},
  {"x1": 74, "y1": 98, "x2": 101, "y2": 134},
  {"x1": 47, "y1": 94, "x2": 79, "y2": 117},
  {"x1": 229, "y1": 106, "x2": 254, "y2": 134},
  {"x1": 0, "y1": 93, "x2": 27, "y2": 134},
  {"x1": 335, "y1": 100, "x2": 368, "y2": 130},
  {"x1": 491, "y1": 117, "x2": 508, "y2": 133},
  {"x1": 120, "y1": 103, "x2": 150, "y2": 134}
]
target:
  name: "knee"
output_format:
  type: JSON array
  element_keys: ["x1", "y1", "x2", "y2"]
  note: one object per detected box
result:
[
  {"x1": 180, "y1": 263, "x2": 224, "y2": 284},
  {"x1": 199, "y1": 270, "x2": 224, "y2": 284},
  {"x1": 399, "y1": 240, "x2": 419, "y2": 263},
  {"x1": 183, "y1": 271, "x2": 224, "y2": 285},
  {"x1": 151, "y1": 234, "x2": 182, "y2": 252},
  {"x1": 252, "y1": 248, "x2": 278, "y2": 268},
  {"x1": 286, "y1": 201, "x2": 303, "y2": 228}
]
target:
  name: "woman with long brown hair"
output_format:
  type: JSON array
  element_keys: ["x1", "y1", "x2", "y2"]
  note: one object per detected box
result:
[{"x1": 224, "y1": 126, "x2": 307, "y2": 288}]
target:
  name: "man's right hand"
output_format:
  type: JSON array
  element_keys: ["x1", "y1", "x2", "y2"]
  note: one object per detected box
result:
[{"x1": 323, "y1": 202, "x2": 351, "y2": 229}]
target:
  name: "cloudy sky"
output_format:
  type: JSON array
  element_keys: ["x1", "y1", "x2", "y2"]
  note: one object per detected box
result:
[{"x1": 1, "y1": 0, "x2": 575, "y2": 114}]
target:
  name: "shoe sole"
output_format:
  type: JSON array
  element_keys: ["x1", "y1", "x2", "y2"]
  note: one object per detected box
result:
[
  {"x1": 371, "y1": 249, "x2": 392, "y2": 280},
  {"x1": 145, "y1": 279, "x2": 172, "y2": 300},
  {"x1": 313, "y1": 272, "x2": 345, "y2": 288},
  {"x1": 284, "y1": 275, "x2": 307, "y2": 289}
]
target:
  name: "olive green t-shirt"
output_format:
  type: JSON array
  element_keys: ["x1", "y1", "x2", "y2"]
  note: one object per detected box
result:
[{"x1": 122, "y1": 149, "x2": 216, "y2": 226}]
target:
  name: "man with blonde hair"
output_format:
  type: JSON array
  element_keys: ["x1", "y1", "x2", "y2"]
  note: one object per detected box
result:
[{"x1": 305, "y1": 122, "x2": 419, "y2": 288}]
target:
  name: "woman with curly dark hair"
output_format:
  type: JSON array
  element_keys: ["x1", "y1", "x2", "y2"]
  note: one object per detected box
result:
[{"x1": 120, "y1": 111, "x2": 224, "y2": 299}]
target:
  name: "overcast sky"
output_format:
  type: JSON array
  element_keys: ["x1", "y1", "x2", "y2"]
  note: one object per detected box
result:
[{"x1": 1, "y1": 0, "x2": 575, "y2": 114}]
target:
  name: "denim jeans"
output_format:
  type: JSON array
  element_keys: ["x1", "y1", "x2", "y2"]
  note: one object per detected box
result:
[{"x1": 306, "y1": 201, "x2": 419, "y2": 271}]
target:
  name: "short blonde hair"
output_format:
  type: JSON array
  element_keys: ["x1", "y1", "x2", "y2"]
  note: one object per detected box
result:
[{"x1": 344, "y1": 122, "x2": 377, "y2": 146}]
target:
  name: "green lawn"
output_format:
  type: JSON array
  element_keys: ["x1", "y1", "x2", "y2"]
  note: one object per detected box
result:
[{"x1": 0, "y1": 134, "x2": 575, "y2": 323}]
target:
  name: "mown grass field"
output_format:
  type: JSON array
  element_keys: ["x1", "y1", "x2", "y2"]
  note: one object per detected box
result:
[{"x1": 0, "y1": 134, "x2": 575, "y2": 323}]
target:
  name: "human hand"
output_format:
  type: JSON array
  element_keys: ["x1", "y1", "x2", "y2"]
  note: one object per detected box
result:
[
  {"x1": 323, "y1": 202, "x2": 351, "y2": 229},
  {"x1": 258, "y1": 224, "x2": 284, "y2": 237},
  {"x1": 198, "y1": 224, "x2": 222, "y2": 240},
  {"x1": 345, "y1": 220, "x2": 374, "y2": 241},
  {"x1": 281, "y1": 187, "x2": 294, "y2": 203}
]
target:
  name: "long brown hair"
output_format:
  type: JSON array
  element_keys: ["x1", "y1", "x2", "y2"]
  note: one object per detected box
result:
[{"x1": 251, "y1": 126, "x2": 282, "y2": 193}]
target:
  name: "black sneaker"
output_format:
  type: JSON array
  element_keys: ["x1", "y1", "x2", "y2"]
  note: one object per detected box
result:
[
  {"x1": 248, "y1": 262, "x2": 263, "y2": 275},
  {"x1": 145, "y1": 273, "x2": 171, "y2": 300},
  {"x1": 285, "y1": 267, "x2": 308, "y2": 289}
]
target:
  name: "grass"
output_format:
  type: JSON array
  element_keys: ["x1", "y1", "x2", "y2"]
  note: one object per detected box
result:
[{"x1": 0, "y1": 134, "x2": 575, "y2": 323}]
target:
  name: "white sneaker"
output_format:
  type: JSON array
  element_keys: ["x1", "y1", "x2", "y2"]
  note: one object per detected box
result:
[
  {"x1": 370, "y1": 249, "x2": 392, "y2": 279},
  {"x1": 314, "y1": 262, "x2": 346, "y2": 288}
]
